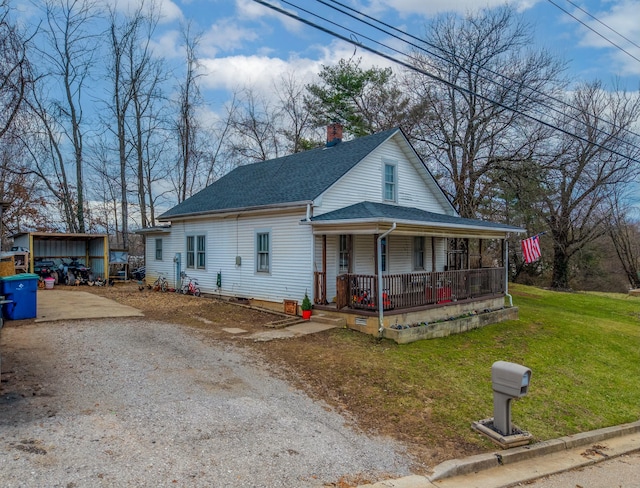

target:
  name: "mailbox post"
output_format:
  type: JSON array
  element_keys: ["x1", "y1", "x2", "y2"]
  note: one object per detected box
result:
[{"x1": 491, "y1": 361, "x2": 531, "y2": 436}]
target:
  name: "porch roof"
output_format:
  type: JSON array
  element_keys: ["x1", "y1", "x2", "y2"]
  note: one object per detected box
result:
[{"x1": 308, "y1": 201, "x2": 525, "y2": 237}]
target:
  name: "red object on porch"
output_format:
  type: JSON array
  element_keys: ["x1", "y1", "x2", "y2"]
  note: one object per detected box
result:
[
  {"x1": 437, "y1": 287, "x2": 452, "y2": 303},
  {"x1": 426, "y1": 286, "x2": 452, "y2": 303},
  {"x1": 302, "y1": 309, "x2": 312, "y2": 320}
]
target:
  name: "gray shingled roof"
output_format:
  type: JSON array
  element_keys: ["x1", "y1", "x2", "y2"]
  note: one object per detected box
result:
[
  {"x1": 310, "y1": 201, "x2": 524, "y2": 232},
  {"x1": 159, "y1": 128, "x2": 401, "y2": 220}
]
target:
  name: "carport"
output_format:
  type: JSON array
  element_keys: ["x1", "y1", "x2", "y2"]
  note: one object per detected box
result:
[{"x1": 12, "y1": 232, "x2": 110, "y2": 280}]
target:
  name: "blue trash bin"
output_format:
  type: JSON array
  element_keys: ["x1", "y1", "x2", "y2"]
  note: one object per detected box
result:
[{"x1": 0, "y1": 273, "x2": 39, "y2": 320}]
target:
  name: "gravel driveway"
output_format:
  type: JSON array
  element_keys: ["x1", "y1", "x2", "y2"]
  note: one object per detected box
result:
[{"x1": 0, "y1": 318, "x2": 411, "y2": 487}]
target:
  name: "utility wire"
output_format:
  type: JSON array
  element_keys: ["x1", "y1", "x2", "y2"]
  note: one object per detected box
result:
[
  {"x1": 255, "y1": 0, "x2": 640, "y2": 162},
  {"x1": 562, "y1": 0, "x2": 640, "y2": 51},
  {"x1": 546, "y1": 0, "x2": 640, "y2": 65},
  {"x1": 313, "y1": 0, "x2": 640, "y2": 146}
]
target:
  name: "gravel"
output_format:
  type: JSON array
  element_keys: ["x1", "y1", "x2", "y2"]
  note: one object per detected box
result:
[{"x1": 0, "y1": 318, "x2": 412, "y2": 487}]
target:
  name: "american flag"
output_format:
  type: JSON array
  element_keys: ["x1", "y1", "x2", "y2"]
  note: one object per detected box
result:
[{"x1": 521, "y1": 235, "x2": 542, "y2": 264}]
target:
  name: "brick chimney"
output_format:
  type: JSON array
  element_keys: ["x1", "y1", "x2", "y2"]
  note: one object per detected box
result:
[{"x1": 326, "y1": 122, "x2": 343, "y2": 147}]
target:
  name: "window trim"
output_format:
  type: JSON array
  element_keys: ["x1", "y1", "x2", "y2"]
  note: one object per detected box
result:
[
  {"x1": 186, "y1": 235, "x2": 195, "y2": 268},
  {"x1": 155, "y1": 238, "x2": 163, "y2": 261},
  {"x1": 383, "y1": 161, "x2": 397, "y2": 202},
  {"x1": 196, "y1": 235, "x2": 206, "y2": 269},
  {"x1": 256, "y1": 230, "x2": 271, "y2": 274},
  {"x1": 186, "y1": 234, "x2": 206, "y2": 269}
]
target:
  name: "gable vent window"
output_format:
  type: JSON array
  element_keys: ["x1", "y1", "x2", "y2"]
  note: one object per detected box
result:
[{"x1": 384, "y1": 162, "x2": 397, "y2": 202}]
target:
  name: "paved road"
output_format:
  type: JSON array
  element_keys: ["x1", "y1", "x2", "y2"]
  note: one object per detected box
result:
[{"x1": 525, "y1": 451, "x2": 640, "y2": 488}]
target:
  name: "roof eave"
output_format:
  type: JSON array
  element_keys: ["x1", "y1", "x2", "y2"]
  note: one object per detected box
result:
[
  {"x1": 307, "y1": 217, "x2": 525, "y2": 235},
  {"x1": 158, "y1": 200, "x2": 313, "y2": 222}
]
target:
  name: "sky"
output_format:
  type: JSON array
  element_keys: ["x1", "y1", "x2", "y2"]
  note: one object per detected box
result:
[{"x1": 136, "y1": 0, "x2": 640, "y2": 107}]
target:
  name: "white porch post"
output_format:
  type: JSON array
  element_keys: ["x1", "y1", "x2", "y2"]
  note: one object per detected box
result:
[
  {"x1": 377, "y1": 223, "x2": 396, "y2": 336},
  {"x1": 504, "y1": 238, "x2": 513, "y2": 307}
]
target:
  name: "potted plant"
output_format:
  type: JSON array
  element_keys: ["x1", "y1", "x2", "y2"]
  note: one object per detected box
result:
[{"x1": 301, "y1": 292, "x2": 312, "y2": 320}]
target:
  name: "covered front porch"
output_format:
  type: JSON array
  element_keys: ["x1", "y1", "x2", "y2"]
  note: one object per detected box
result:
[{"x1": 307, "y1": 202, "x2": 523, "y2": 338}]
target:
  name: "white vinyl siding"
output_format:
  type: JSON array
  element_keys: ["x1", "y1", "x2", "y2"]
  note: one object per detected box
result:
[
  {"x1": 316, "y1": 136, "x2": 451, "y2": 216},
  {"x1": 157, "y1": 211, "x2": 312, "y2": 303}
]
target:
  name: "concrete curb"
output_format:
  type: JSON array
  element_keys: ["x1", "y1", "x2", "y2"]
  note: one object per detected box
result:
[{"x1": 429, "y1": 420, "x2": 640, "y2": 481}]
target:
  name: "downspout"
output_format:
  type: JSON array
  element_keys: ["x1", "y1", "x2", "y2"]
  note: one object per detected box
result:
[
  {"x1": 378, "y1": 223, "x2": 397, "y2": 337},
  {"x1": 504, "y1": 238, "x2": 513, "y2": 307}
]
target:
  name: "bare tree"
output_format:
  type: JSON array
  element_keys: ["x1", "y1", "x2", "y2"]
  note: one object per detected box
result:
[
  {"x1": 106, "y1": 4, "x2": 136, "y2": 247},
  {"x1": 174, "y1": 22, "x2": 205, "y2": 202},
  {"x1": 539, "y1": 81, "x2": 640, "y2": 289},
  {"x1": 0, "y1": 0, "x2": 34, "y2": 140},
  {"x1": 407, "y1": 5, "x2": 566, "y2": 218},
  {"x1": 608, "y1": 192, "x2": 640, "y2": 289},
  {"x1": 33, "y1": 0, "x2": 100, "y2": 233},
  {"x1": 275, "y1": 72, "x2": 320, "y2": 153},
  {"x1": 227, "y1": 86, "x2": 281, "y2": 163}
]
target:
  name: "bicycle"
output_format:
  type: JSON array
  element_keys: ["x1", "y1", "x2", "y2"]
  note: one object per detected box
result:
[
  {"x1": 179, "y1": 273, "x2": 201, "y2": 297},
  {"x1": 150, "y1": 273, "x2": 169, "y2": 292}
]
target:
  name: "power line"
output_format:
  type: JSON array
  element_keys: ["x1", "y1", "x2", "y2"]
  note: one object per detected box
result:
[
  {"x1": 253, "y1": 0, "x2": 640, "y2": 163},
  {"x1": 313, "y1": 0, "x2": 640, "y2": 147},
  {"x1": 546, "y1": 0, "x2": 640, "y2": 65},
  {"x1": 561, "y1": 0, "x2": 640, "y2": 51}
]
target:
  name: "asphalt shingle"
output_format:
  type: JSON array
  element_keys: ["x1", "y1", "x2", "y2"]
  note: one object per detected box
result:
[{"x1": 159, "y1": 128, "x2": 400, "y2": 220}]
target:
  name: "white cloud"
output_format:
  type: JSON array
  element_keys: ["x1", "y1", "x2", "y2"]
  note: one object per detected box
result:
[
  {"x1": 200, "y1": 18, "x2": 260, "y2": 57},
  {"x1": 200, "y1": 54, "x2": 318, "y2": 94},
  {"x1": 148, "y1": 29, "x2": 182, "y2": 59},
  {"x1": 235, "y1": 0, "x2": 304, "y2": 33},
  {"x1": 363, "y1": 0, "x2": 540, "y2": 17},
  {"x1": 576, "y1": 1, "x2": 640, "y2": 76},
  {"x1": 198, "y1": 37, "x2": 397, "y2": 96},
  {"x1": 106, "y1": 0, "x2": 183, "y2": 24}
]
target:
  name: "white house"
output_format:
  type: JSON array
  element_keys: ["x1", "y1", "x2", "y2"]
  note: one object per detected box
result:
[{"x1": 141, "y1": 124, "x2": 524, "y2": 338}]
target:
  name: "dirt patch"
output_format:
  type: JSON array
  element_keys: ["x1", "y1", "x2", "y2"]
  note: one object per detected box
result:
[{"x1": 6, "y1": 282, "x2": 485, "y2": 471}]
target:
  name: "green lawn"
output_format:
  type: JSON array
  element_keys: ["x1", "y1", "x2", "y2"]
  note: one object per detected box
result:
[
  {"x1": 269, "y1": 283, "x2": 640, "y2": 455},
  {"x1": 384, "y1": 283, "x2": 640, "y2": 443}
]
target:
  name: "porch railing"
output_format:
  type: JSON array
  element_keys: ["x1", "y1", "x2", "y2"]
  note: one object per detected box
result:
[{"x1": 327, "y1": 268, "x2": 505, "y2": 311}]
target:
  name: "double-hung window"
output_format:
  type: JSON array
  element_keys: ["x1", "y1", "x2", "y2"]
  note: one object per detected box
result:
[
  {"x1": 196, "y1": 235, "x2": 206, "y2": 269},
  {"x1": 155, "y1": 238, "x2": 163, "y2": 261},
  {"x1": 256, "y1": 232, "x2": 270, "y2": 273},
  {"x1": 383, "y1": 162, "x2": 397, "y2": 202},
  {"x1": 186, "y1": 235, "x2": 206, "y2": 269},
  {"x1": 186, "y1": 236, "x2": 195, "y2": 268}
]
